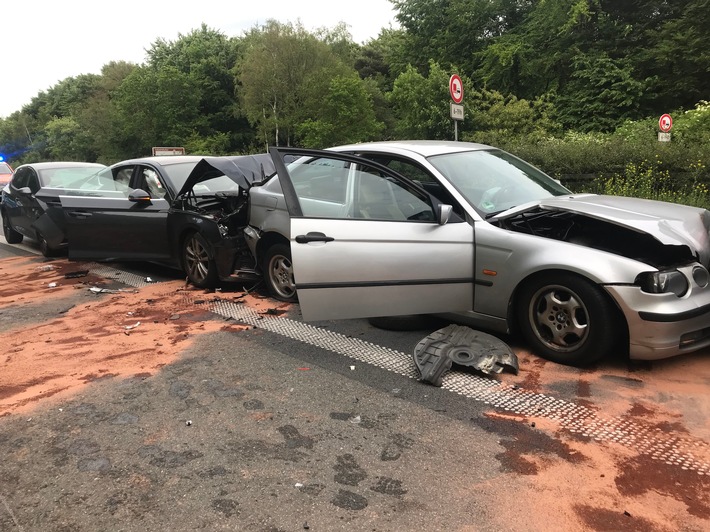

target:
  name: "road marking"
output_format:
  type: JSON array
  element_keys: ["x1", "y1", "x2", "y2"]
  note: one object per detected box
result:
[{"x1": 89, "y1": 264, "x2": 710, "y2": 475}]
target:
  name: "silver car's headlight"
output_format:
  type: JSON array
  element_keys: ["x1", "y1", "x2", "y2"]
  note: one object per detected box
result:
[{"x1": 636, "y1": 270, "x2": 689, "y2": 297}]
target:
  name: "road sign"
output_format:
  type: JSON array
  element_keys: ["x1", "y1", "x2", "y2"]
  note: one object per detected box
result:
[
  {"x1": 658, "y1": 132, "x2": 671, "y2": 142},
  {"x1": 659, "y1": 114, "x2": 673, "y2": 132},
  {"x1": 152, "y1": 146, "x2": 186, "y2": 156},
  {"x1": 450, "y1": 103, "x2": 464, "y2": 121},
  {"x1": 449, "y1": 75, "x2": 463, "y2": 104}
]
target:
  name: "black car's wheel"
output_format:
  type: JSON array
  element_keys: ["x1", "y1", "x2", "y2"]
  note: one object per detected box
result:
[
  {"x1": 38, "y1": 233, "x2": 59, "y2": 257},
  {"x1": 516, "y1": 272, "x2": 619, "y2": 366},
  {"x1": 182, "y1": 232, "x2": 218, "y2": 288},
  {"x1": 263, "y1": 243, "x2": 297, "y2": 302},
  {"x1": 2, "y1": 212, "x2": 23, "y2": 244}
]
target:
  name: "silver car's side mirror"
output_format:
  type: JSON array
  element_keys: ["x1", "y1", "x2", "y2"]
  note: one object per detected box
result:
[{"x1": 437, "y1": 204, "x2": 453, "y2": 225}]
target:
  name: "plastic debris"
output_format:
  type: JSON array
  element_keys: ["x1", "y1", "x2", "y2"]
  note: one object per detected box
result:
[
  {"x1": 349, "y1": 415, "x2": 361, "y2": 424},
  {"x1": 48, "y1": 282, "x2": 57, "y2": 288},
  {"x1": 145, "y1": 277, "x2": 154, "y2": 283},
  {"x1": 64, "y1": 270, "x2": 89, "y2": 279},
  {"x1": 349, "y1": 365, "x2": 355, "y2": 371},
  {"x1": 413, "y1": 324, "x2": 519, "y2": 386},
  {"x1": 36, "y1": 265, "x2": 55, "y2": 271},
  {"x1": 124, "y1": 322, "x2": 141, "y2": 330},
  {"x1": 294, "y1": 483, "x2": 304, "y2": 488}
]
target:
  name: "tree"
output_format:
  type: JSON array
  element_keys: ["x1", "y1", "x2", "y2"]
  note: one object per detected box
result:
[
  {"x1": 111, "y1": 66, "x2": 202, "y2": 157},
  {"x1": 297, "y1": 75, "x2": 384, "y2": 148},
  {"x1": 389, "y1": 61, "x2": 462, "y2": 140},
  {"x1": 146, "y1": 24, "x2": 251, "y2": 152},
  {"x1": 237, "y1": 20, "x2": 350, "y2": 148}
]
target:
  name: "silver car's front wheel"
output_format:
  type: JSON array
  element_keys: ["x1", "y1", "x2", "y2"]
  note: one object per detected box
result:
[
  {"x1": 263, "y1": 243, "x2": 297, "y2": 302},
  {"x1": 517, "y1": 272, "x2": 620, "y2": 366}
]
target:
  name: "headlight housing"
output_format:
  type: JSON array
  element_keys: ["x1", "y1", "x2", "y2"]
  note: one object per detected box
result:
[{"x1": 636, "y1": 269, "x2": 689, "y2": 297}]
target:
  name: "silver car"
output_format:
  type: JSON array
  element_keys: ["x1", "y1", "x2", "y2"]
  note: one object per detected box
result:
[{"x1": 246, "y1": 141, "x2": 710, "y2": 366}]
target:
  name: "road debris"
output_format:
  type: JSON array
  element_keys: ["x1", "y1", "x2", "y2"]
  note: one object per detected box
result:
[
  {"x1": 124, "y1": 322, "x2": 141, "y2": 330},
  {"x1": 413, "y1": 324, "x2": 519, "y2": 386},
  {"x1": 47, "y1": 282, "x2": 57, "y2": 288},
  {"x1": 64, "y1": 270, "x2": 89, "y2": 279}
]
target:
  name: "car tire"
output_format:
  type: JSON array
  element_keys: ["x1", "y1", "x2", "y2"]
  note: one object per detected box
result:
[
  {"x1": 516, "y1": 272, "x2": 619, "y2": 366},
  {"x1": 368, "y1": 315, "x2": 439, "y2": 331},
  {"x1": 2, "y1": 212, "x2": 23, "y2": 244},
  {"x1": 38, "y1": 233, "x2": 59, "y2": 257},
  {"x1": 182, "y1": 232, "x2": 218, "y2": 288},
  {"x1": 263, "y1": 243, "x2": 297, "y2": 302}
]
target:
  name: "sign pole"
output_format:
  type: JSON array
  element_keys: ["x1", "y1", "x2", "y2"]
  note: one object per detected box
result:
[{"x1": 449, "y1": 74, "x2": 464, "y2": 141}]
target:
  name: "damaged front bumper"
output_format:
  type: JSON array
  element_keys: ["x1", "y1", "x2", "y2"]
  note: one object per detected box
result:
[{"x1": 605, "y1": 267, "x2": 710, "y2": 360}]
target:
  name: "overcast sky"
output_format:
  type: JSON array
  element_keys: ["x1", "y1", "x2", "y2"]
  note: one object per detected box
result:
[{"x1": 2, "y1": 0, "x2": 398, "y2": 118}]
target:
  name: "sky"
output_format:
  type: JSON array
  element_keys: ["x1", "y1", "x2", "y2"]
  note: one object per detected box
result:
[{"x1": 1, "y1": 0, "x2": 399, "y2": 118}]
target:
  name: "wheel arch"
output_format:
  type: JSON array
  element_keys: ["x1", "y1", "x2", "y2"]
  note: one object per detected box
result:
[
  {"x1": 507, "y1": 268, "x2": 629, "y2": 347},
  {"x1": 256, "y1": 231, "x2": 290, "y2": 266}
]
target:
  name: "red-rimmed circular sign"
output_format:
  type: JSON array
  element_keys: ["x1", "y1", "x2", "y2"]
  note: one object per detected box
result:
[
  {"x1": 659, "y1": 113, "x2": 673, "y2": 132},
  {"x1": 449, "y1": 74, "x2": 463, "y2": 104}
]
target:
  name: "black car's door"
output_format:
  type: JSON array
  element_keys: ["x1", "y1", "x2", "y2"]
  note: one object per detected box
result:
[
  {"x1": 7, "y1": 167, "x2": 42, "y2": 236},
  {"x1": 60, "y1": 164, "x2": 172, "y2": 261}
]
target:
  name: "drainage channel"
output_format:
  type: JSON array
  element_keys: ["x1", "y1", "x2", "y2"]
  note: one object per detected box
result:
[{"x1": 90, "y1": 264, "x2": 710, "y2": 476}]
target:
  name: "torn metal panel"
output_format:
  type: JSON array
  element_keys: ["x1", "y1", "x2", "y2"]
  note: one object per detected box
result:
[{"x1": 413, "y1": 324, "x2": 519, "y2": 386}]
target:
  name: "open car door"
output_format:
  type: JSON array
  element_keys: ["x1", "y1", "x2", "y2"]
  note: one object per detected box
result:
[{"x1": 269, "y1": 147, "x2": 476, "y2": 321}]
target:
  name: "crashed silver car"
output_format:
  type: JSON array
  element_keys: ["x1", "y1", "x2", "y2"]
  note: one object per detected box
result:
[{"x1": 246, "y1": 141, "x2": 710, "y2": 366}]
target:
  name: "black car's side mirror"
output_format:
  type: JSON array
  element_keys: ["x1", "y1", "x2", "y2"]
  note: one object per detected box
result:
[{"x1": 128, "y1": 189, "x2": 152, "y2": 203}]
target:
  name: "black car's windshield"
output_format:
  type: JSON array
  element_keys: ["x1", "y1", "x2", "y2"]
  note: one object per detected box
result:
[{"x1": 427, "y1": 149, "x2": 571, "y2": 216}]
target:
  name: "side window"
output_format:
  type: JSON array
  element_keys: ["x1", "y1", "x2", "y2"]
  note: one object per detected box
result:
[
  {"x1": 352, "y1": 167, "x2": 435, "y2": 221},
  {"x1": 141, "y1": 168, "x2": 166, "y2": 199},
  {"x1": 77, "y1": 166, "x2": 133, "y2": 195},
  {"x1": 285, "y1": 154, "x2": 437, "y2": 222},
  {"x1": 355, "y1": 153, "x2": 464, "y2": 217}
]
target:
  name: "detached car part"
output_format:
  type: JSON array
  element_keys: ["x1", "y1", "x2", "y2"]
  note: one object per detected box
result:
[{"x1": 413, "y1": 324, "x2": 519, "y2": 386}]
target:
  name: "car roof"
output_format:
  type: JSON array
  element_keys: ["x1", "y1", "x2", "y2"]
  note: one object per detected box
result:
[
  {"x1": 329, "y1": 140, "x2": 494, "y2": 158},
  {"x1": 115, "y1": 156, "x2": 206, "y2": 168},
  {"x1": 16, "y1": 161, "x2": 105, "y2": 170}
]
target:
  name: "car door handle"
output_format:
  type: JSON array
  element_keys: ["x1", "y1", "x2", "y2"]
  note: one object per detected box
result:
[
  {"x1": 295, "y1": 232, "x2": 335, "y2": 244},
  {"x1": 67, "y1": 210, "x2": 92, "y2": 219}
]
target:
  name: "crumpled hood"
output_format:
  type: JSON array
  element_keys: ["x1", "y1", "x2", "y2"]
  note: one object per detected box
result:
[
  {"x1": 532, "y1": 194, "x2": 710, "y2": 265},
  {"x1": 176, "y1": 153, "x2": 276, "y2": 198}
]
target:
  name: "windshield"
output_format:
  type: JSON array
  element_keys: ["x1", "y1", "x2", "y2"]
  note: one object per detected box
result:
[
  {"x1": 0, "y1": 162, "x2": 13, "y2": 173},
  {"x1": 427, "y1": 149, "x2": 571, "y2": 216}
]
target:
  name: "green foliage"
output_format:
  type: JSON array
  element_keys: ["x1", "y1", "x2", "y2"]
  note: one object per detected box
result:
[
  {"x1": 237, "y1": 20, "x2": 350, "y2": 148},
  {"x1": 44, "y1": 116, "x2": 97, "y2": 161},
  {"x1": 111, "y1": 66, "x2": 202, "y2": 157},
  {"x1": 297, "y1": 75, "x2": 384, "y2": 148},
  {"x1": 600, "y1": 159, "x2": 709, "y2": 209},
  {"x1": 388, "y1": 61, "x2": 456, "y2": 140}
]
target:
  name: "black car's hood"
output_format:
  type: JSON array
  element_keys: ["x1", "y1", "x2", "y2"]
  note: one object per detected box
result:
[{"x1": 176, "y1": 153, "x2": 276, "y2": 198}]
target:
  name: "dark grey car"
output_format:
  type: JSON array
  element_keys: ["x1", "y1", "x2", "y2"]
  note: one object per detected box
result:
[{"x1": 1, "y1": 161, "x2": 106, "y2": 256}]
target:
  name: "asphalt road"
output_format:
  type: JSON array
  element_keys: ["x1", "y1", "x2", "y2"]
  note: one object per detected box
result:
[{"x1": 1, "y1": 235, "x2": 708, "y2": 531}]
